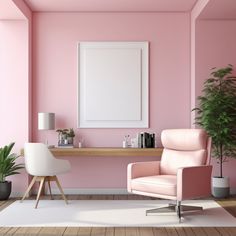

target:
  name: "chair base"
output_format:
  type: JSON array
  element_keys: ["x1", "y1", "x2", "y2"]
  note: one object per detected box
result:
[
  {"x1": 21, "y1": 175, "x2": 68, "y2": 208},
  {"x1": 146, "y1": 202, "x2": 203, "y2": 222}
]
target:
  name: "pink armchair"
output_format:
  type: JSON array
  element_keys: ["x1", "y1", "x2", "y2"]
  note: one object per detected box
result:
[{"x1": 127, "y1": 129, "x2": 212, "y2": 221}]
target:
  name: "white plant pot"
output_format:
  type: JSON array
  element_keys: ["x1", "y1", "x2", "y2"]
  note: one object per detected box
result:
[{"x1": 212, "y1": 176, "x2": 230, "y2": 198}]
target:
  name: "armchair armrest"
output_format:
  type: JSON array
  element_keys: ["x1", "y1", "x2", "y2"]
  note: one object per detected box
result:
[
  {"x1": 127, "y1": 161, "x2": 160, "y2": 192},
  {"x1": 177, "y1": 165, "x2": 212, "y2": 201}
]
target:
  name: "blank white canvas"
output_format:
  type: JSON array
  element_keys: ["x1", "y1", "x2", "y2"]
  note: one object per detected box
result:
[
  {"x1": 78, "y1": 42, "x2": 148, "y2": 128},
  {"x1": 85, "y1": 48, "x2": 141, "y2": 121}
]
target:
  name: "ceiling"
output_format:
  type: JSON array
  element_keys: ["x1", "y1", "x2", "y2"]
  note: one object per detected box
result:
[
  {"x1": 1, "y1": 0, "x2": 236, "y2": 20},
  {"x1": 23, "y1": 0, "x2": 198, "y2": 12},
  {"x1": 0, "y1": 0, "x2": 25, "y2": 19}
]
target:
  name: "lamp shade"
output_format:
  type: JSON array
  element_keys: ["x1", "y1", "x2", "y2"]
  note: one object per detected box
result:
[{"x1": 38, "y1": 112, "x2": 55, "y2": 130}]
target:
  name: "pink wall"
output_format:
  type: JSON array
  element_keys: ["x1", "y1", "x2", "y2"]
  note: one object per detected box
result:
[
  {"x1": 196, "y1": 20, "x2": 236, "y2": 97},
  {"x1": 32, "y1": 13, "x2": 191, "y2": 189},
  {"x1": 0, "y1": 20, "x2": 29, "y2": 193},
  {"x1": 195, "y1": 20, "x2": 236, "y2": 188},
  {"x1": 0, "y1": 0, "x2": 32, "y2": 195},
  {"x1": 13, "y1": 0, "x2": 33, "y2": 142},
  {"x1": 190, "y1": 0, "x2": 209, "y2": 127},
  {"x1": 0, "y1": 20, "x2": 28, "y2": 150}
]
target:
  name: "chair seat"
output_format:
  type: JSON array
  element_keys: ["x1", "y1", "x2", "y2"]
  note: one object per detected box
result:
[
  {"x1": 131, "y1": 175, "x2": 177, "y2": 196},
  {"x1": 44, "y1": 159, "x2": 71, "y2": 176}
]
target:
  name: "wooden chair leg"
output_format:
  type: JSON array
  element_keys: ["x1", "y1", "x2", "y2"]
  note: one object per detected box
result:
[
  {"x1": 47, "y1": 179, "x2": 53, "y2": 200},
  {"x1": 54, "y1": 176, "x2": 68, "y2": 204},
  {"x1": 21, "y1": 176, "x2": 37, "y2": 202},
  {"x1": 35, "y1": 177, "x2": 46, "y2": 209}
]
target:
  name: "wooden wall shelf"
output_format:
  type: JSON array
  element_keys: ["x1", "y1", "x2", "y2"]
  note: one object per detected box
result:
[
  {"x1": 21, "y1": 147, "x2": 163, "y2": 157},
  {"x1": 50, "y1": 147, "x2": 163, "y2": 157}
]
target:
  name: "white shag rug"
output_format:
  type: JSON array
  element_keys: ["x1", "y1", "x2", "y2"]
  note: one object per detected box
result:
[{"x1": 0, "y1": 200, "x2": 235, "y2": 227}]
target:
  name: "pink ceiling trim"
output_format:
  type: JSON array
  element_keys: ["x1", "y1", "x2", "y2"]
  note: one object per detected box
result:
[{"x1": 24, "y1": 0, "x2": 198, "y2": 13}]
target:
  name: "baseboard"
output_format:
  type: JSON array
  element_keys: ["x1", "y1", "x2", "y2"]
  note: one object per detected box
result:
[
  {"x1": 10, "y1": 192, "x2": 23, "y2": 198},
  {"x1": 47, "y1": 188, "x2": 129, "y2": 195},
  {"x1": 11, "y1": 187, "x2": 236, "y2": 198},
  {"x1": 230, "y1": 187, "x2": 236, "y2": 195},
  {"x1": 11, "y1": 188, "x2": 129, "y2": 197}
]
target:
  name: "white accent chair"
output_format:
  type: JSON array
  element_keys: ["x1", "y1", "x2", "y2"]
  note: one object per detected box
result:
[{"x1": 21, "y1": 143, "x2": 71, "y2": 208}]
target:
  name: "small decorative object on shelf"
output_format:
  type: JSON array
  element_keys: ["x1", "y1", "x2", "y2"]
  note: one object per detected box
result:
[
  {"x1": 123, "y1": 135, "x2": 130, "y2": 148},
  {"x1": 78, "y1": 139, "x2": 83, "y2": 148},
  {"x1": 137, "y1": 132, "x2": 155, "y2": 148},
  {"x1": 56, "y1": 128, "x2": 75, "y2": 147}
]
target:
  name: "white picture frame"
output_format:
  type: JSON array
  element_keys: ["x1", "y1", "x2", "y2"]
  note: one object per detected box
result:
[{"x1": 78, "y1": 41, "x2": 149, "y2": 128}]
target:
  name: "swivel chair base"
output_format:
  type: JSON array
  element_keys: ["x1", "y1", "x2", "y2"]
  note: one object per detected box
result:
[{"x1": 146, "y1": 201, "x2": 203, "y2": 222}]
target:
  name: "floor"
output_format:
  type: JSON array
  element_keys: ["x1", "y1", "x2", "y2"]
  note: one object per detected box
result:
[{"x1": 0, "y1": 194, "x2": 236, "y2": 236}]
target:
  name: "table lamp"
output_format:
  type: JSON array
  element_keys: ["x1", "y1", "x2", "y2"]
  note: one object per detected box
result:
[{"x1": 38, "y1": 112, "x2": 55, "y2": 148}]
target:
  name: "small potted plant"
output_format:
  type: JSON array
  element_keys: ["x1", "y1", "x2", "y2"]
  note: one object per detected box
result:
[
  {"x1": 66, "y1": 128, "x2": 75, "y2": 145},
  {"x1": 56, "y1": 129, "x2": 69, "y2": 145},
  {"x1": 0, "y1": 142, "x2": 24, "y2": 200},
  {"x1": 56, "y1": 128, "x2": 75, "y2": 146},
  {"x1": 193, "y1": 65, "x2": 236, "y2": 198}
]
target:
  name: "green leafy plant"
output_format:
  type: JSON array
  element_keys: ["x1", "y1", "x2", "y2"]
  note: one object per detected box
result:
[
  {"x1": 0, "y1": 143, "x2": 24, "y2": 182},
  {"x1": 193, "y1": 65, "x2": 236, "y2": 178},
  {"x1": 67, "y1": 128, "x2": 75, "y2": 138},
  {"x1": 56, "y1": 129, "x2": 69, "y2": 138},
  {"x1": 56, "y1": 128, "x2": 75, "y2": 138},
  {"x1": 56, "y1": 129, "x2": 69, "y2": 135}
]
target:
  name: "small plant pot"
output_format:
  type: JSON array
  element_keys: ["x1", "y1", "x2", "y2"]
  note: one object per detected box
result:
[
  {"x1": 67, "y1": 137, "x2": 74, "y2": 145},
  {"x1": 0, "y1": 181, "x2": 12, "y2": 200},
  {"x1": 212, "y1": 176, "x2": 230, "y2": 198}
]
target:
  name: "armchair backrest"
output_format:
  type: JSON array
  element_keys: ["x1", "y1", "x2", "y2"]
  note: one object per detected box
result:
[{"x1": 160, "y1": 129, "x2": 211, "y2": 175}]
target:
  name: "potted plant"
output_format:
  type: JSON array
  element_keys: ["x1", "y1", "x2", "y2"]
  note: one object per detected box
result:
[
  {"x1": 0, "y1": 142, "x2": 24, "y2": 200},
  {"x1": 56, "y1": 128, "x2": 75, "y2": 145},
  {"x1": 56, "y1": 129, "x2": 69, "y2": 145},
  {"x1": 193, "y1": 65, "x2": 236, "y2": 198},
  {"x1": 66, "y1": 128, "x2": 75, "y2": 145}
]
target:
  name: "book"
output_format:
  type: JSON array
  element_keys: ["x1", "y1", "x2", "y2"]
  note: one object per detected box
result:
[{"x1": 137, "y1": 132, "x2": 156, "y2": 148}]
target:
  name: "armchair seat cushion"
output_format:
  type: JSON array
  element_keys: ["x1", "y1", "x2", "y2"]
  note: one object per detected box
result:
[{"x1": 131, "y1": 175, "x2": 177, "y2": 196}]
